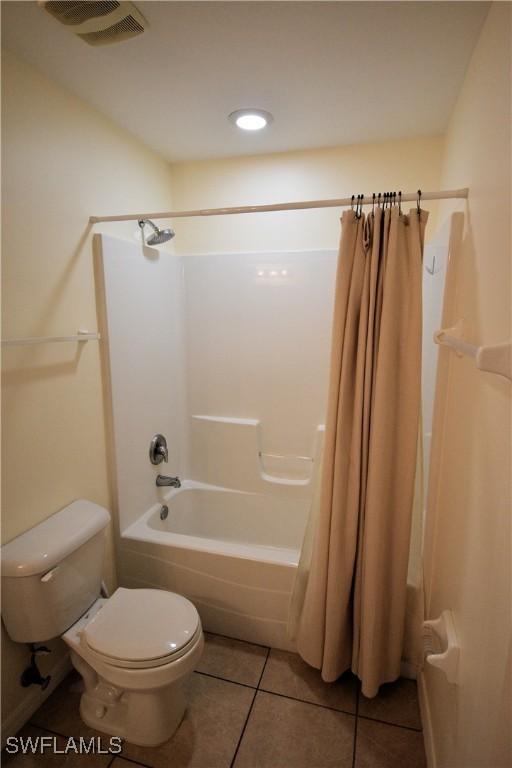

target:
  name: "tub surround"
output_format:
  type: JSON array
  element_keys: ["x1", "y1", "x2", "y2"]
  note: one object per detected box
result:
[{"x1": 96, "y1": 234, "x2": 333, "y2": 648}]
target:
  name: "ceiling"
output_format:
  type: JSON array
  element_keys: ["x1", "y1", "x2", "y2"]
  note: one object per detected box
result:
[{"x1": 2, "y1": 1, "x2": 489, "y2": 162}]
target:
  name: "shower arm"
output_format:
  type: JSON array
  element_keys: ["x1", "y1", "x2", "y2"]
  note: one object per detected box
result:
[{"x1": 138, "y1": 218, "x2": 158, "y2": 236}]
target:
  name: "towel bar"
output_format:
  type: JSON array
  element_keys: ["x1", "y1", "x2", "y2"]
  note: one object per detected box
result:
[
  {"x1": 434, "y1": 321, "x2": 511, "y2": 382},
  {"x1": 1, "y1": 330, "x2": 101, "y2": 347}
]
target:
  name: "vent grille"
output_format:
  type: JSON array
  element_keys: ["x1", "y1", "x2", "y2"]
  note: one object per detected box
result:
[
  {"x1": 77, "y1": 13, "x2": 143, "y2": 45},
  {"x1": 45, "y1": 1, "x2": 121, "y2": 26},
  {"x1": 40, "y1": 0, "x2": 146, "y2": 45}
]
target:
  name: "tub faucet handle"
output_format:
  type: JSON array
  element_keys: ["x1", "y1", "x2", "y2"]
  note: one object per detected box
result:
[
  {"x1": 157, "y1": 444, "x2": 168, "y2": 462},
  {"x1": 150, "y1": 434, "x2": 168, "y2": 465}
]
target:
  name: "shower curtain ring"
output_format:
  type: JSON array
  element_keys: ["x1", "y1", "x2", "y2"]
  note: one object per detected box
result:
[
  {"x1": 398, "y1": 191, "x2": 402, "y2": 214},
  {"x1": 351, "y1": 194, "x2": 355, "y2": 211},
  {"x1": 372, "y1": 193, "x2": 376, "y2": 215},
  {"x1": 417, "y1": 189, "x2": 422, "y2": 216},
  {"x1": 377, "y1": 192, "x2": 382, "y2": 209}
]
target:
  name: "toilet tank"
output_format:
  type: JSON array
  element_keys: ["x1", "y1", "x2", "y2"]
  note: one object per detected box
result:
[{"x1": 1, "y1": 500, "x2": 110, "y2": 643}]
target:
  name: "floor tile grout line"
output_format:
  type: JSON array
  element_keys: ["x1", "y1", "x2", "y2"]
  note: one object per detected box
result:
[
  {"x1": 112, "y1": 755, "x2": 154, "y2": 768},
  {"x1": 258, "y1": 686, "x2": 357, "y2": 718},
  {"x1": 228, "y1": 688, "x2": 258, "y2": 768},
  {"x1": 256, "y1": 646, "x2": 271, "y2": 689},
  {"x1": 27, "y1": 723, "x2": 70, "y2": 739},
  {"x1": 205, "y1": 630, "x2": 272, "y2": 652},
  {"x1": 194, "y1": 669, "x2": 257, "y2": 690},
  {"x1": 357, "y1": 714, "x2": 423, "y2": 733}
]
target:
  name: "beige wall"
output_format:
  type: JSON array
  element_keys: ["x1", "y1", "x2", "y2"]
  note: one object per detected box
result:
[
  {"x1": 170, "y1": 136, "x2": 443, "y2": 254},
  {"x1": 422, "y1": 4, "x2": 511, "y2": 767},
  {"x1": 1, "y1": 49, "x2": 173, "y2": 737}
]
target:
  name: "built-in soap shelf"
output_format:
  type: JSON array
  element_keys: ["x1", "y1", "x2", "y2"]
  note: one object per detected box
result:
[
  {"x1": 434, "y1": 319, "x2": 511, "y2": 381},
  {"x1": 422, "y1": 610, "x2": 460, "y2": 684},
  {"x1": 258, "y1": 451, "x2": 313, "y2": 486}
]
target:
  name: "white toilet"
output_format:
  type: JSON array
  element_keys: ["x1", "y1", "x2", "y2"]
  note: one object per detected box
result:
[{"x1": 1, "y1": 499, "x2": 204, "y2": 747}]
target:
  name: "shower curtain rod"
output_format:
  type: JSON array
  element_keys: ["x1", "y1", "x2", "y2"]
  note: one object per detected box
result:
[{"x1": 89, "y1": 187, "x2": 468, "y2": 224}]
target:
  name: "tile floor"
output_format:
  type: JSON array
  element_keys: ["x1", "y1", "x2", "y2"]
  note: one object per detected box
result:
[{"x1": 4, "y1": 632, "x2": 426, "y2": 768}]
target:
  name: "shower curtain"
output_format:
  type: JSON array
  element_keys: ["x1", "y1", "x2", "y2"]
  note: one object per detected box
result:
[{"x1": 295, "y1": 205, "x2": 428, "y2": 698}]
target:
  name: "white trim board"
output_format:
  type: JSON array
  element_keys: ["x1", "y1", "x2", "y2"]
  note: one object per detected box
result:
[{"x1": 418, "y1": 670, "x2": 437, "y2": 768}]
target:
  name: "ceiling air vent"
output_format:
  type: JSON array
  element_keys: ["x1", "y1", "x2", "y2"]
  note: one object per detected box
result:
[{"x1": 40, "y1": 1, "x2": 146, "y2": 46}]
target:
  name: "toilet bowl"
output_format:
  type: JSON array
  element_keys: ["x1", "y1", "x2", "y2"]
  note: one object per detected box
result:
[
  {"x1": 63, "y1": 587, "x2": 204, "y2": 746},
  {"x1": 1, "y1": 500, "x2": 204, "y2": 748}
]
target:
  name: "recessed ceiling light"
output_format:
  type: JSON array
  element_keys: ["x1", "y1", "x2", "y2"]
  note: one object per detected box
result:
[{"x1": 229, "y1": 109, "x2": 273, "y2": 131}]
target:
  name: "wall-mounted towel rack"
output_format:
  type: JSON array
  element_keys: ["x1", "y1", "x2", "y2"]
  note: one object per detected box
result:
[
  {"x1": 1, "y1": 329, "x2": 101, "y2": 348},
  {"x1": 434, "y1": 321, "x2": 511, "y2": 382}
]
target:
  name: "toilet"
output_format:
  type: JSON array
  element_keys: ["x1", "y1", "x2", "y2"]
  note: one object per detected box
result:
[{"x1": 1, "y1": 500, "x2": 204, "y2": 747}]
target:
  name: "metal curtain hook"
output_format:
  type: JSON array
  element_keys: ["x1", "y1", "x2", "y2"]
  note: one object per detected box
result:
[
  {"x1": 372, "y1": 193, "x2": 376, "y2": 215},
  {"x1": 351, "y1": 194, "x2": 355, "y2": 211},
  {"x1": 377, "y1": 192, "x2": 382, "y2": 209},
  {"x1": 417, "y1": 189, "x2": 422, "y2": 216},
  {"x1": 398, "y1": 190, "x2": 402, "y2": 214}
]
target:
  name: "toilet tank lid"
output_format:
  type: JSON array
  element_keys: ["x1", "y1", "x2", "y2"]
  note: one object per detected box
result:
[{"x1": 1, "y1": 500, "x2": 110, "y2": 578}]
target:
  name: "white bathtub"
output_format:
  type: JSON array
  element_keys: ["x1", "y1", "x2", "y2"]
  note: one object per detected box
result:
[{"x1": 120, "y1": 481, "x2": 309, "y2": 650}]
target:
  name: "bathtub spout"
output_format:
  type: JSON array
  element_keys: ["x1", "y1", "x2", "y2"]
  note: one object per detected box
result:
[{"x1": 156, "y1": 475, "x2": 181, "y2": 488}]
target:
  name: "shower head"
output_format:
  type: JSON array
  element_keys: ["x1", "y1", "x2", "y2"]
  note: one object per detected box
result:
[{"x1": 138, "y1": 218, "x2": 175, "y2": 246}]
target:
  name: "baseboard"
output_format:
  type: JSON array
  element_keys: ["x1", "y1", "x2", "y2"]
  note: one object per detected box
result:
[
  {"x1": 1, "y1": 653, "x2": 72, "y2": 747},
  {"x1": 418, "y1": 670, "x2": 437, "y2": 768}
]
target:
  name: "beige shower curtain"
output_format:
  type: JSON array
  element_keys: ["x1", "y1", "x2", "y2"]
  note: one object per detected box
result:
[{"x1": 296, "y1": 205, "x2": 428, "y2": 698}]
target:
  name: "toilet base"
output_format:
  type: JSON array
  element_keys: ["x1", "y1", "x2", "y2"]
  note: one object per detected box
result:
[{"x1": 79, "y1": 678, "x2": 188, "y2": 747}]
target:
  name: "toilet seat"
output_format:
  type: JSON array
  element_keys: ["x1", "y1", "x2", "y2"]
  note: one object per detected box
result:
[{"x1": 82, "y1": 587, "x2": 200, "y2": 669}]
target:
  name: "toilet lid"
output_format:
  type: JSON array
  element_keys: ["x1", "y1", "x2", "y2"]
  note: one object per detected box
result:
[{"x1": 83, "y1": 588, "x2": 200, "y2": 664}]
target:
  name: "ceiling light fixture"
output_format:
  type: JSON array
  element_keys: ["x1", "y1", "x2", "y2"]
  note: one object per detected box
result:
[{"x1": 229, "y1": 109, "x2": 273, "y2": 131}]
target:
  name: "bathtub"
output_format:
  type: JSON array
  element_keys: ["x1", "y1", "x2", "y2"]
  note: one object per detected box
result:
[{"x1": 120, "y1": 481, "x2": 309, "y2": 650}]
